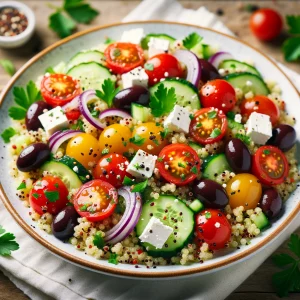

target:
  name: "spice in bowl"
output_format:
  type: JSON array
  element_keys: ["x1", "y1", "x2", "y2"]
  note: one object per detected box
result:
[{"x1": 0, "y1": 7, "x2": 28, "y2": 37}]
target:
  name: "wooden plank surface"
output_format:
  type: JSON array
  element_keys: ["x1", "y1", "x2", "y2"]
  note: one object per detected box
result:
[{"x1": 0, "y1": 1, "x2": 300, "y2": 299}]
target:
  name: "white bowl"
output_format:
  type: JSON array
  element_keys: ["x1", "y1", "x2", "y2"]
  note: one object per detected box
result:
[
  {"x1": 0, "y1": 1, "x2": 35, "y2": 49},
  {"x1": 0, "y1": 21, "x2": 299, "y2": 279}
]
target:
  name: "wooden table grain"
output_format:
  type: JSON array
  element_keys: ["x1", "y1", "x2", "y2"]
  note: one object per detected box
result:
[{"x1": 0, "y1": 1, "x2": 299, "y2": 300}]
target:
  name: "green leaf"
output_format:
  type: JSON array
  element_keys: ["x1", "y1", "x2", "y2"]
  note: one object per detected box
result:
[
  {"x1": 8, "y1": 107, "x2": 27, "y2": 120},
  {"x1": 191, "y1": 166, "x2": 198, "y2": 174},
  {"x1": 32, "y1": 193, "x2": 39, "y2": 199},
  {"x1": 122, "y1": 176, "x2": 135, "y2": 186},
  {"x1": 102, "y1": 148, "x2": 109, "y2": 155},
  {"x1": 205, "y1": 211, "x2": 211, "y2": 219},
  {"x1": 144, "y1": 63, "x2": 154, "y2": 71},
  {"x1": 178, "y1": 162, "x2": 186, "y2": 168},
  {"x1": 288, "y1": 233, "x2": 300, "y2": 258},
  {"x1": 95, "y1": 78, "x2": 119, "y2": 107},
  {"x1": 93, "y1": 232, "x2": 105, "y2": 249},
  {"x1": 108, "y1": 253, "x2": 118, "y2": 265},
  {"x1": 149, "y1": 84, "x2": 177, "y2": 117},
  {"x1": 104, "y1": 37, "x2": 115, "y2": 44},
  {"x1": 210, "y1": 128, "x2": 221, "y2": 138},
  {"x1": 183, "y1": 32, "x2": 203, "y2": 50},
  {"x1": 45, "y1": 66, "x2": 56, "y2": 74},
  {"x1": 207, "y1": 110, "x2": 217, "y2": 119},
  {"x1": 282, "y1": 37, "x2": 300, "y2": 62},
  {"x1": 0, "y1": 59, "x2": 16, "y2": 76},
  {"x1": 160, "y1": 128, "x2": 169, "y2": 139},
  {"x1": 131, "y1": 179, "x2": 148, "y2": 193},
  {"x1": 26, "y1": 80, "x2": 42, "y2": 106},
  {"x1": 286, "y1": 15, "x2": 300, "y2": 35},
  {"x1": 13, "y1": 86, "x2": 29, "y2": 109},
  {"x1": 0, "y1": 231, "x2": 19, "y2": 256},
  {"x1": 49, "y1": 11, "x2": 76, "y2": 38},
  {"x1": 226, "y1": 111, "x2": 235, "y2": 120},
  {"x1": 129, "y1": 134, "x2": 146, "y2": 146},
  {"x1": 235, "y1": 133, "x2": 251, "y2": 146},
  {"x1": 44, "y1": 190, "x2": 60, "y2": 203},
  {"x1": 1, "y1": 127, "x2": 16, "y2": 143},
  {"x1": 272, "y1": 253, "x2": 296, "y2": 267},
  {"x1": 263, "y1": 149, "x2": 271, "y2": 155},
  {"x1": 17, "y1": 182, "x2": 26, "y2": 190}
]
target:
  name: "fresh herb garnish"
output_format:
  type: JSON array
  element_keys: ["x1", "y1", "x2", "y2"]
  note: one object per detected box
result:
[
  {"x1": 45, "y1": 66, "x2": 56, "y2": 74},
  {"x1": 95, "y1": 78, "x2": 120, "y2": 107},
  {"x1": 122, "y1": 176, "x2": 135, "y2": 186},
  {"x1": 44, "y1": 190, "x2": 60, "y2": 203},
  {"x1": 102, "y1": 148, "x2": 109, "y2": 155},
  {"x1": 17, "y1": 182, "x2": 26, "y2": 190},
  {"x1": 183, "y1": 32, "x2": 203, "y2": 49},
  {"x1": 130, "y1": 134, "x2": 146, "y2": 146},
  {"x1": 178, "y1": 162, "x2": 186, "y2": 168},
  {"x1": 207, "y1": 110, "x2": 217, "y2": 119},
  {"x1": 235, "y1": 133, "x2": 251, "y2": 146},
  {"x1": 153, "y1": 139, "x2": 159, "y2": 146},
  {"x1": 226, "y1": 111, "x2": 235, "y2": 120},
  {"x1": 157, "y1": 157, "x2": 163, "y2": 162},
  {"x1": 0, "y1": 225, "x2": 19, "y2": 256},
  {"x1": 54, "y1": 183, "x2": 59, "y2": 188},
  {"x1": 113, "y1": 48, "x2": 121, "y2": 57},
  {"x1": 210, "y1": 128, "x2": 221, "y2": 138},
  {"x1": 106, "y1": 157, "x2": 112, "y2": 162},
  {"x1": 196, "y1": 123, "x2": 202, "y2": 128},
  {"x1": 91, "y1": 110, "x2": 100, "y2": 118},
  {"x1": 32, "y1": 193, "x2": 39, "y2": 199},
  {"x1": 0, "y1": 59, "x2": 16, "y2": 76},
  {"x1": 108, "y1": 253, "x2": 118, "y2": 265},
  {"x1": 149, "y1": 84, "x2": 177, "y2": 117},
  {"x1": 131, "y1": 179, "x2": 148, "y2": 193},
  {"x1": 272, "y1": 234, "x2": 300, "y2": 297},
  {"x1": 70, "y1": 119, "x2": 85, "y2": 131},
  {"x1": 263, "y1": 149, "x2": 271, "y2": 155},
  {"x1": 93, "y1": 232, "x2": 105, "y2": 249},
  {"x1": 80, "y1": 204, "x2": 88, "y2": 211},
  {"x1": 144, "y1": 63, "x2": 154, "y2": 71},
  {"x1": 104, "y1": 37, "x2": 114, "y2": 44},
  {"x1": 205, "y1": 211, "x2": 212, "y2": 219},
  {"x1": 191, "y1": 166, "x2": 198, "y2": 174},
  {"x1": 1, "y1": 127, "x2": 16, "y2": 143},
  {"x1": 160, "y1": 128, "x2": 169, "y2": 139}
]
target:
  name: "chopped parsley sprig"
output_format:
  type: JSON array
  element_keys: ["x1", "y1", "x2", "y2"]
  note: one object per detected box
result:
[
  {"x1": 0, "y1": 225, "x2": 19, "y2": 256},
  {"x1": 95, "y1": 78, "x2": 120, "y2": 107},
  {"x1": 182, "y1": 32, "x2": 203, "y2": 49}
]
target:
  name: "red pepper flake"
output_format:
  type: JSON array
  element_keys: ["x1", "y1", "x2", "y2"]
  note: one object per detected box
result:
[
  {"x1": 137, "y1": 249, "x2": 143, "y2": 255},
  {"x1": 12, "y1": 145, "x2": 17, "y2": 149}
]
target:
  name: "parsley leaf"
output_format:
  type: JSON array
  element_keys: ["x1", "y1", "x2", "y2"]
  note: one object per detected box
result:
[
  {"x1": 207, "y1": 110, "x2": 217, "y2": 119},
  {"x1": 205, "y1": 211, "x2": 211, "y2": 219},
  {"x1": 93, "y1": 232, "x2": 105, "y2": 249},
  {"x1": 95, "y1": 78, "x2": 120, "y2": 107},
  {"x1": 235, "y1": 133, "x2": 251, "y2": 146},
  {"x1": 286, "y1": 15, "x2": 300, "y2": 35},
  {"x1": 130, "y1": 134, "x2": 146, "y2": 146},
  {"x1": 191, "y1": 166, "x2": 198, "y2": 174},
  {"x1": 0, "y1": 59, "x2": 16, "y2": 76},
  {"x1": 149, "y1": 84, "x2": 177, "y2": 117},
  {"x1": 17, "y1": 182, "x2": 26, "y2": 190},
  {"x1": 282, "y1": 37, "x2": 300, "y2": 62},
  {"x1": 45, "y1": 66, "x2": 56, "y2": 74},
  {"x1": 183, "y1": 32, "x2": 203, "y2": 50},
  {"x1": 102, "y1": 148, "x2": 109, "y2": 155},
  {"x1": 288, "y1": 233, "x2": 300, "y2": 258},
  {"x1": 210, "y1": 128, "x2": 221, "y2": 138},
  {"x1": 131, "y1": 179, "x2": 148, "y2": 193},
  {"x1": 160, "y1": 128, "x2": 169, "y2": 139},
  {"x1": 44, "y1": 190, "x2": 60, "y2": 202},
  {"x1": 226, "y1": 111, "x2": 235, "y2": 120},
  {"x1": 0, "y1": 226, "x2": 19, "y2": 256},
  {"x1": 108, "y1": 253, "x2": 118, "y2": 265},
  {"x1": 104, "y1": 37, "x2": 115, "y2": 44},
  {"x1": 1, "y1": 127, "x2": 16, "y2": 143},
  {"x1": 49, "y1": 11, "x2": 76, "y2": 39},
  {"x1": 122, "y1": 176, "x2": 135, "y2": 186},
  {"x1": 8, "y1": 107, "x2": 26, "y2": 120}
]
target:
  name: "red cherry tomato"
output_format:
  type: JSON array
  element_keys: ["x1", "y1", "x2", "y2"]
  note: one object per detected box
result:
[
  {"x1": 65, "y1": 109, "x2": 81, "y2": 121},
  {"x1": 73, "y1": 179, "x2": 117, "y2": 222},
  {"x1": 41, "y1": 74, "x2": 81, "y2": 107},
  {"x1": 252, "y1": 146, "x2": 289, "y2": 186},
  {"x1": 240, "y1": 95, "x2": 280, "y2": 125},
  {"x1": 250, "y1": 8, "x2": 282, "y2": 41},
  {"x1": 200, "y1": 79, "x2": 236, "y2": 114},
  {"x1": 93, "y1": 154, "x2": 132, "y2": 188},
  {"x1": 156, "y1": 144, "x2": 201, "y2": 186},
  {"x1": 195, "y1": 209, "x2": 231, "y2": 250},
  {"x1": 145, "y1": 53, "x2": 183, "y2": 86},
  {"x1": 29, "y1": 176, "x2": 69, "y2": 215},
  {"x1": 104, "y1": 42, "x2": 144, "y2": 74},
  {"x1": 189, "y1": 107, "x2": 227, "y2": 145}
]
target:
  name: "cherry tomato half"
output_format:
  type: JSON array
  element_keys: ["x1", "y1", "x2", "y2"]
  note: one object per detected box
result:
[
  {"x1": 200, "y1": 79, "x2": 236, "y2": 114},
  {"x1": 189, "y1": 107, "x2": 227, "y2": 145},
  {"x1": 93, "y1": 154, "x2": 132, "y2": 188},
  {"x1": 240, "y1": 95, "x2": 280, "y2": 126},
  {"x1": 29, "y1": 176, "x2": 69, "y2": 215},
  {"x1": 104, "y1": 42, "x2": 144, "y2": 74},
  {"x1": 252, "y1": 146, "x2": 289, "y2": 186},
  {"x1": 250, "y1": 8, "x2": 282, "y2": 41},
  {"x1": 73, "y1": 179, "x2": 118, "y2": 222},
  {"x1": 156, "y1": 144, "x2": 201, "y2": 186},
  {"x1": 145, "y1": 53, "x2": 183, "y2": 86},
  {"x1": 65, "y1": 109, "x2": 81, "y2": 121},
  {"x1": 41, "y1": 74, "x2": 81, "y2": 107},
  {"x1": 195, "y1": 209, "x2": 231, "y2": 250}
]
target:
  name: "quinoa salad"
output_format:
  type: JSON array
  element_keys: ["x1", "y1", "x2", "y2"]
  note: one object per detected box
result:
[{"x1": 3, "y1": 28, "x2": 299, "y2": 268}]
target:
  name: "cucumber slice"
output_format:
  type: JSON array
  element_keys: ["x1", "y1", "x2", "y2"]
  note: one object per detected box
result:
[
  {"x1": 150, "y1": 78, "x2": 201, "y2": 110},
  {"x1": 141, "y1": 33, "x2": 176, "y2": 49},
  {"x1": 41, "y1": 161, "x2": 83, "y2": 190},
  {"x1": 189, "y1": 199, "x2": 204, "y2": 213},
  {"x1": 251, "y1": 212, "x2": 269, "y2": 230},
  {"x1": 58, "y1": 156, "x2": 92, "y2": 183},
  {"x1": 201, "y1": 44, "x2": 215, "y2": 59},
  {"x1": 67, "y1": 62, "x2": 114, "y2": 91},
  {"x1": 203, "y1": 154, "x2": 232, "y2": 180},
  {"x1": 131, "y1": 103, "x2": 151, "y2": 122},
  {"x1": 141, "y1": 186, "x2": 153, "y2": 202},
  {"x1": 219, "y1": 60, "x2": 261, "y2": 76},
  {"x1": 188, "y1": 142, "x2": 203, "y2": 158},
  {"x1": 225, "y1": 72, "x2": 270, "y2": 96},
  {"x1": 67, "y1": 50, "x2": 105, "y2": 70},
  {"x1": 136, "y1": 195, "x2": 194, "y2": 257}
]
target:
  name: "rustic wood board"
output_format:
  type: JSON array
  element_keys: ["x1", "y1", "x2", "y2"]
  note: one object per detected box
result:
[{"x1": 0, "y1": 1, "x2": 299, "y2": 300}]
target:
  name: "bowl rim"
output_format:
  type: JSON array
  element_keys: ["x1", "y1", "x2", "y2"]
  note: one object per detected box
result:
[{"x1": 0, "y1": 20, "x2": 299, "y2": 279}]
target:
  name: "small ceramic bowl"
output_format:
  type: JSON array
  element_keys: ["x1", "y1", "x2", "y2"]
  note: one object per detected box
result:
[{"x1": 0, "y1": 1, "x2": 35, "y2": 49}]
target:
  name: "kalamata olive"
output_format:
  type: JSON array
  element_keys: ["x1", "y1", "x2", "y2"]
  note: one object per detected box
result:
[
  {"x1": 16, "y1": 143, "x2": 50, "y2": 172},
  {"x1": 225, "y1": 138, "x2": 251, "y2": 173},
  {"x1": 267, "y1": 124, "x2": 296, "y2": 152},
  {"x1": 260, "y1": 188, "x2": 282, "y2": 218},
  {"x1": 193, "y1": 179, "x2": 229, "y2": 209},
  {"x1": 25, "y1": 101, "x2": 52, "y2": 131},
  {"x1": 199, "y1": 59, "x2": 221, "y2": 83},
  {"x1": 52, "y1": 206, "x2": 79, "y2": 240},
  {"x1": 113, "y1": 86, "x2": 150, "y2": 112}
]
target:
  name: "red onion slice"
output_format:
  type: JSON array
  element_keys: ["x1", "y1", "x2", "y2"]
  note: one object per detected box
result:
[
  {"x1": 50, "y1": 130, "x2": 82, "y2": 154},
  {"x1": 173, "y1": 50, "x2": 201, "y2": 87},
  {"x1": 49, "y1": 131, "x2": 64, "y2": 148},
  {"x1": 62, "y1": 95, "x2": 80, "y2": 112},
  {"x1": 99, "y1": 108, "x2": 131, "y2": 121},
  {"x1": 208, "y1": 51, "x2": 233, "y2": 69}
]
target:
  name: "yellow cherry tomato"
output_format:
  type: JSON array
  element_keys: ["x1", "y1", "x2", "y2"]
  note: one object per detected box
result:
[
  {"x1": 99, "y1": 124, "x2": 131, "y2": 154},
  {"x1": 66, "y1": 133, "x2": 101, "y2": 169},
  {"x1": 131, "y1": 122, "x2": 168, "y2": 155},
  {"x1": 226, "y1": 173, "x2": 262, "y2": 209}
]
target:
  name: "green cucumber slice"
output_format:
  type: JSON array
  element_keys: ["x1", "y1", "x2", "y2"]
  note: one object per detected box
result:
[
  {"x1": 141, "y1": 33, "x2": 176, "y2": 49},
  {"x1": 131, "y1": 103, "x2": 151, "y2": 122},
  {"x1": 189, "y1": 199, "x2": 204, "y2": 213},
  {"x1": 219, "y1": 60, "x2": 261, "y2": 76},
  {"x1": 203, "y1": 154, "x2": 232, "y2": 180},
  {"x1": 67, "y1": 50, "x2": 105, "y2": 70},
  {"x1": 251, "y1": 212, "x2": 269, "y2": 230},
  {"x1": 188, "y1": 142, "x2": 203, "y2": 158}
]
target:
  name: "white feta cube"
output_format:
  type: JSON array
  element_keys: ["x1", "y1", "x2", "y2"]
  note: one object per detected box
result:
[
  {"x1": 148, "y1": 37, "x2": 170, "y2": 58},
  {"x1": 163, "y1": 105, "x2": 191, "y2": 134},
  {"x1": 246, "y1": 112, "x2": 272, "y2": 145},
  {"x1": 121, "y1": 67, "x2": 149, "y2": 89},
  {"x1": 38, "y1": 106, "x2": 69, "y2": 136},
  {"x1": 139, "y1": 217, "x2": 173, "y2": 249},
  {"x1": 120, "y1": 28, "x2": 144, "y2": 44},
  {"x1": 126, "y1": 150, "x2": 157, "y2": 178},
  {"x1": 234, "y1": 113, "x2": 242, "y2": 123}
]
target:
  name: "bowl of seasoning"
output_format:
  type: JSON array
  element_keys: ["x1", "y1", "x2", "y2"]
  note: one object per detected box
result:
[{"x1": 0, "y1": 1, "x2": 35, "y2": 48}]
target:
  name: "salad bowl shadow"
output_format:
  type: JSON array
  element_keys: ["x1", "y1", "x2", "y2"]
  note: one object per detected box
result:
[{"x1": 0, "y1": 21, "x2": 299, "y2": 279}]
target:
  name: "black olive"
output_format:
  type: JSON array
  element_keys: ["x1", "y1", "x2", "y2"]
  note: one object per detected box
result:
[
  {"x1": 267, "y1": 124, "x2": 296, "y2": 152},
  {"x1": 25, "y1": 101, "x2": 52, "y2": 131},
  {"x1": 198, "y1": 59, "x2": 221, "y2": 83},
  {"x1": 260, "y1": 188, "x2": 282, "y2": 219}
]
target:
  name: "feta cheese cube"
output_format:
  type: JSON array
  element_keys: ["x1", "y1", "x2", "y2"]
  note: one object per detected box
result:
[
  {"x1": 38, "y1": 106, "x2": 69, "y2": 136},
  {"x1": 126, "y1": 150, "x2": 157, "y2": 178},
  {"x1": 148, "y1": 37, "x2": 170, "y2": 58},
  {"x1": 246, "y1": 112, "x2": 272, "y2": 145},
  {"x1": 234, "y1": 113, "x2": 242, "y2": 123},
  {"x1": 121, "y1": 67, "x2": 149, "y2": 89},
  {"x1": 139, "y1": 217, "x2": 173, "y2": 249},
  {"x1": 163, "y1": 105, "x2": 191, "y2": 134},
  {"x1": 120, "y1": 28, "x2": 144, "y2": 44}
]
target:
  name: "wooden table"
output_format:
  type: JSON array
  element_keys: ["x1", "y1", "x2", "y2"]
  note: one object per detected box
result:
[{"x1": 0, "y1": 1, "x2": 299, "y2": 299}]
